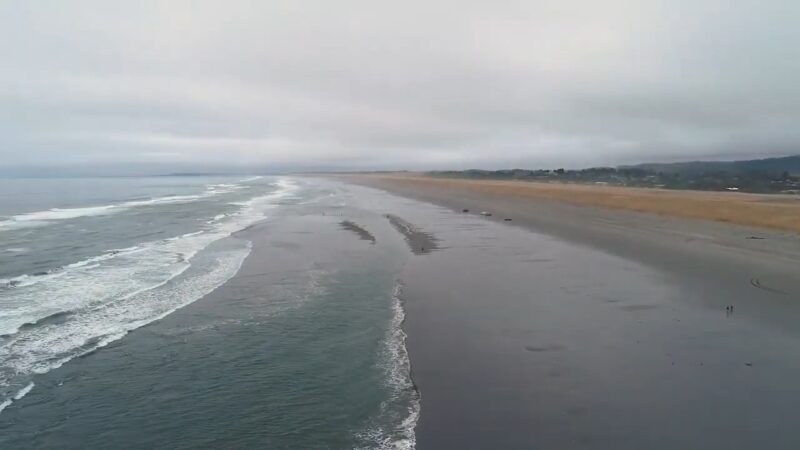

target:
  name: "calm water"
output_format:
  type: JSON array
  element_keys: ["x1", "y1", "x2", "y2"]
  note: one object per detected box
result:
[{"x1": 0, "y1": 176, "x2": 418, "y2": 449}]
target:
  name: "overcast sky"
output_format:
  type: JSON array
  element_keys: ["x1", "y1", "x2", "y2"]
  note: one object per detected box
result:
[{"x1": 2, "y1": 1, "x2": 799, "y2": 174}]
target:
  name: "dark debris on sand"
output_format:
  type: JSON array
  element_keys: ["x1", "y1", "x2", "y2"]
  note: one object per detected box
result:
[
  {"x1": 385, "y1": 214, "x2": 439, "y2": 255},
  {"x1": 339, "y1": 220, "x2": 376, "y2": 243}
]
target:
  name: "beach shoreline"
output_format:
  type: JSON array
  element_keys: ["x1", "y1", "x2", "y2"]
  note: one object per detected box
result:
[
  {"x1": 4, "y1": 174, "x2": 800, "y2": 449},
  {"x1": 338, "y1": 174, "x2": 800, "y2": 449}
]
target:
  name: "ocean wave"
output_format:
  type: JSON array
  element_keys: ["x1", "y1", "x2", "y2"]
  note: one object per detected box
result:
[
  {"x1": 0, "y1": 382, "x2": 34, "y2": 414},
  {"x1": 0, "y1": 246, "x2": 249, "y2": 412},
  {"x1": 0, "y1": 178, "x2": 297, "y2": 334},
  {"x1": 0, "y1": 184, "x2": 255, "y2": 230},
  {"x1": 208, "y1": 213, "x2": 228, "y2": 223},
  {"x1": 0, "y1": 195, "x2": 197, "y2": 229},
  {"x1": 205, "y1": 183, "x2": 246, "y2": 195},
  {"x1": 0, "y1": 178, "x2": 299, "y2": 411},
  {"x1": 123, "y1": 194, "x2": 204, "y2": 207},
  {"x1": 0, "y1": 205, "x2": 117, "y2": 226},
  {"x1": 0, "y1": 270, "x2": 68, "y2": 290},
  {"x1": 0, "y1": 246, "x2": 143, "y2": 291},
  {"x1": 164, "y1": 231, "x2": 205, "y2": 242}
]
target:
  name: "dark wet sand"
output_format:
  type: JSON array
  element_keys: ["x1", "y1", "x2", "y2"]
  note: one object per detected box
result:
[
  {"x1": 385, "y1": 214, "x2": 438, "y2": 255},
  {"x1": 340, "y1": 220, "x2": 376, "y2": 243},
  {"x1": 343, "y1": 176, "x2": 800, "y2": 449}
]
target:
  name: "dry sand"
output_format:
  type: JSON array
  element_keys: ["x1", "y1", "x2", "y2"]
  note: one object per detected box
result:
[
  {"x1": 359, "y1": 174, "x2": 800, "y2": 233},
  {"x1": 344, "y1": 174, "x2": 800, "y2": 286}
]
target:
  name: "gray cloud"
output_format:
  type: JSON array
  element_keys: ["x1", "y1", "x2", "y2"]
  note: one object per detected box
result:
[{"x1": 2, "y1": 0, "x2": 799, "y2": 174}]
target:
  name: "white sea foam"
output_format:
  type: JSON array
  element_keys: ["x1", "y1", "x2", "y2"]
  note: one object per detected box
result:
[
  {"x1": 1, "y1": 246, "x2": 143, "y2": 290},
  {"x1": 1, "y1": 205, "x2": 116, "y2": 226},
  {"x1": 239, "y1": 175, "x2": 263, "y2": 182},
  {"x1": 0, "y1": 179, "x2": 296, "y2": 334},
  {"x1": 0, "y1": 178, "x2": 298, "y2": 411},
  {"x1": 205, "y1": 183, "x2": 246, "y2": 195},
  {"x1": 65, "y1": 249, "x2": 136, "y2": 269},
  {"x1": 122, "y1": 194, "x2": 203, "y2": 207},
  {"x1": 0, "y1": 382, "x2": 34, "y2": 414},
  {"x1": 13, "y1": 382, "x2": 34, "y2": 400},
  {"x1": 0, "y1": 270, "x2": 68, "y2": 290},
  {"x1": 355, "y1": 282, "x2": 420, "y2": 450}
]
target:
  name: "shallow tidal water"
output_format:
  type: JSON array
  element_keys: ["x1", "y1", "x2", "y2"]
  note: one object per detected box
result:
[{"x1": 0, "y1": 178, "x2": 419, "y2": 449}]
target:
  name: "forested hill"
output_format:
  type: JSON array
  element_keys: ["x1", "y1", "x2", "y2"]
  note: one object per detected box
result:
[
  {"x1": 430, "y1": 155, "x2": 800, "y2": 194},
  {"x1": 628, "y1": 155, "x2": 800, "y2": 175}
]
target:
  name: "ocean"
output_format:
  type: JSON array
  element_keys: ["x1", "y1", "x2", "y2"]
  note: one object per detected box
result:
[{"x1": 0, "y1": 175, "x2": 418, "y2": 449}]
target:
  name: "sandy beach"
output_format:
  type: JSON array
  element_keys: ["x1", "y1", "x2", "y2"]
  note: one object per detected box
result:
[
  {"x1": 346, "y1": 174, "x2": 800, "y2": 287},
  {"x1": 343, "y1": 174, "x2": 800, "y2": 449},
  {"x1": 358, "y1": 174, "x2": 800, "y2": 233}
]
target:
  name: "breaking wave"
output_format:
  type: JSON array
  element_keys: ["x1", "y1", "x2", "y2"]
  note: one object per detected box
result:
[
  {"x1": 0, "y1": 179, "x2": 263, "y2": 230},
  {"x1": 355, "y1": 282, "x2": 420, "y2": 450},
  {"x1": 0, "y1": 178, "x2": 299, "y2": 412}
]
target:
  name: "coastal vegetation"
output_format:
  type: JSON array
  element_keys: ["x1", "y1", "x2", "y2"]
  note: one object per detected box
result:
[{"x1": 430, "y1": 155, "x2": 800, "y2": 194}]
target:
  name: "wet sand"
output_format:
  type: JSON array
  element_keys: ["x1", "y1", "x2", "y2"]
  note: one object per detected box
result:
[
  {"x1": 339, "y1": 220, "x2": 377, "y2": 243},
  {"x1": 342, "y1": 175, "x2": 800, "y2": 449},
  {"x1": 385, "y1": 214, "x2": 438, "y2": 255}
]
